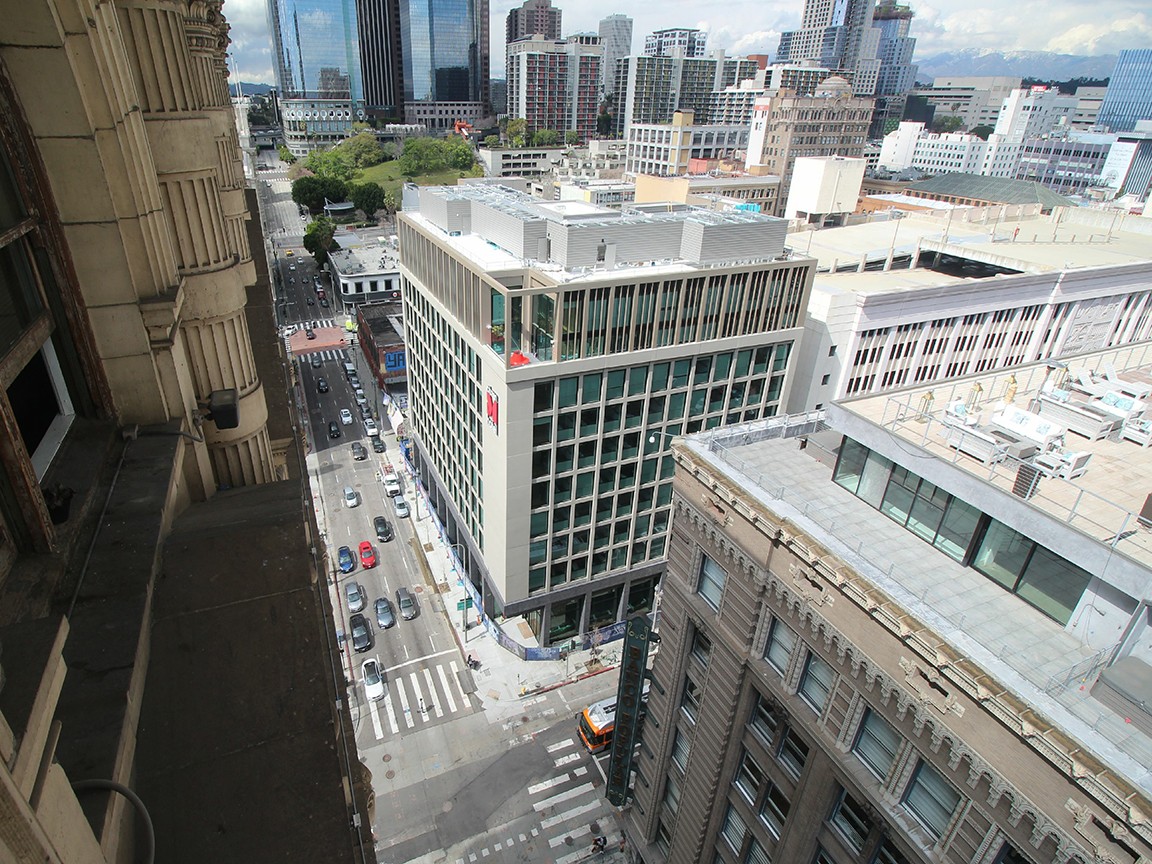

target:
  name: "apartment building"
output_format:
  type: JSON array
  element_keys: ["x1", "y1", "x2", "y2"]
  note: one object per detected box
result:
[
  {"x1": 775, "y1": 0, "x2": 881, "y2": 95},
  {"x1": 506, "y1": 34, "x2": 602, "y2": 140},
  {"x1": 396, "y1": 184, "x2": 815, "y2": 644},
  {"x1": 645, "y1": 28, "x2": 707, "y2": 58},
  {"x1": 506, "y1": 0, "x2": 561, "y2": 43},
  {"x1": 879, "y1": 122, "x2": 991, "y2": 174},
  {"x1": 708, "y1": 64, "x2": 837, "y2": 126},
  {"x1": 1013, "y1": 133, "x2": 1116, "y2": 195},
  {"x1": 744, "y1": 77, "x2": 873, "y2": 216},
  {"x1": 598, "y1": 14, "x2": 634, "y2": 95},
  {"x1": 626, "y1": 111, "x2": 749, "y2": 176},
  {"x1": 615, "y1": 53, "x2": 759, "y2": 136},
  {"x1": 627, "y1": 346, "x2": 1152, "y2": 864}
]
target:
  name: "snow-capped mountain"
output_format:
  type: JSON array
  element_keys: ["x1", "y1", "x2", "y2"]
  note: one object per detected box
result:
[{"x1": 916, "y1": 49, "x2": 1117, "y2": 82}]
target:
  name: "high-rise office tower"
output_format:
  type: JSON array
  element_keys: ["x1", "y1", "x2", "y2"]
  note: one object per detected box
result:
[
  {"x1": 870, "y1": 0, "x2": 918, "y2": 136},
  {"x1": 268, "y1": 0, "x2": 365, "y2": 154},
  {"x1": 397, "y1": 184, "x2": 815, "y2": 645},
  {"x1": 1098, "y1": 49, "x2": 1152, "y2": 133},
  {"x1": 358, "y1": 0, "x2": 405, "y2": 117},
  {"x1": 506, "y1": 0, "x2": 562, "y2": 43},
  {"x1": 507, "y1": 35, "x2": 602, "y2": 140},
  {"x1": 776, "y1": 0, "x2": 882, "y2": 96},
  {"x1": 400, "y1": 0, "x2": 490, "y2": 130},
  {"x1": 624, "y1": 347, "x2": 1152, "y2": 864},
  {"x1": 645, "y1": 28, "x2": 708, "y2": 58},
  {"x1": 598, "y1": 14, "x2": 633, "y2": 95}
]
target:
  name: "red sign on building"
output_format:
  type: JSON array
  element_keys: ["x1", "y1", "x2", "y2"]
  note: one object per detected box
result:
[{"x1": 486, "y1": 389, "x2": 499, "y2": 432}]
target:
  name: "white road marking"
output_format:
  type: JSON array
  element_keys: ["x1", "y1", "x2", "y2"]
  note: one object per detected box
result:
[
  {"x1": 549, "y1": 822, "x2": 592, "y2": 848},
  {"x1": 480, "y1": 849, "x2": 489, "y2": 858},
  {"x1": 396, "y1": 678, "x2": 415, "y2": 728},
  {"x1": 437, "y1": 664, "x2": 458, "y2": 713},
  {"x1": 368, "y1": 696, "x2": 384, "y2": 739},
  {"x1": 528, "y1": 775, "x2": 569, "y2": 795},
  {"x1": 494, "y1": 842, "x2": 502, "y2": 851},
  {"x1": 423, "y1": 667, "x2": 444, "y2": 717},
  {"x1": 381, "y1": 691, "x2": 399, "y2": 734},
  {"x1": 546, "y1": 739, "x2": 576, "y2": 753},
  {"x1": 518, "y1": 834, "x2": 526, "y2": 843},
  {"x1": 573, "y1": 766, "x2": 588, "y2": 777},
  {"x1": 523, "y1": 695, "x2": 546, "y2": 708},
  {"x1": 384, "y1": 647, "x2": 455, "y2": 674},
  {"x1": 409, "y1": 671, "x2": 426, "y2": 716},
  {"x1": 449, "y1": 661, "x2": 472, "y2": 707},
  {"x1": 541, "y1": 800, "x2": 600, "y2": 831},
  {"x1": 532, "y1": 782, "x2": 595, "y2": 813},
  {"x1": 554, "y1": 753, "x2": 580, "y2": 767}
]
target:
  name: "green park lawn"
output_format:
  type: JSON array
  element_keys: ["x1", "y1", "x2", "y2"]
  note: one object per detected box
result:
[{"x1": 355, "y1": 161, "x2": 482, "y2": 197}]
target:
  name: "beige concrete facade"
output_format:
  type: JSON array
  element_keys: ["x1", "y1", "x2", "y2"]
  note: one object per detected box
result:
[{"x1": 629, "y1": 426, "x2": 1152, "y2": 864}]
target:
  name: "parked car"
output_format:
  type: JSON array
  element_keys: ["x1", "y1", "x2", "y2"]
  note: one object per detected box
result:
[
  {"x1": 374, "y1": 516, "x2": 393, "y2": 542},
  {"x1": 371, "y1": 437, "x2": 386, "y2": 453},
  {"x1": 361, "y1": 658, "x2": 384, "y2": 700},
  {"x1": 344, "y1": 580, "x2": 364, "y2": 611},
  {"x1": 337, "y1": 546, "x2": 355, "y2": 574},
  {"x1": 359, "y1": 541, "x2": 377, "y2": 568},
  {"x1": 343, "y1": 485, "x2": 360, "y2": 508},
  {"x1": 319, "y1": 298, "x2": 329, "y2": 308},
  {"x1": 349, "y1": 613, "x2": 373, "y2": 652},
  {"x1": 396, "y1": 587, "x2": 417, "y2": 620},
  {"x1": 392, "y1": 496, "x2": 410, "y2": 519},
  {"x1": 351, "y1": 442, "x2": 367, "y2": 461},
  {"x1": 328, "y1": 421, "x2": 341, "y2": 439},
  {"x1": 340, "y1": 408, "x2": 353, "y2": 425},
  {"x1": 383, "y1": 472, "x2": 401, "y2": 497},
  {"x1": 317, "y1": 377, "x2": 329, "y2": 393},
  {"x1": 375, "y1": 597, "x2": 396, "y2": 629},
  {"x1": 364, "y1": 418, "x2": 379, "y2": 436}
]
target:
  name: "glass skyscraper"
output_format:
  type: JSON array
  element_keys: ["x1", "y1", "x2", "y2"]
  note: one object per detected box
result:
[
  {"x1": 399, "y1": 0, "x2": 490, "y2": 130},
  {"x1": 267, "y1": 0, "x2": 364, "y2": 154},
  {"x1": 1098, "y1": 49, "x2": 1152, "y2": 133}
]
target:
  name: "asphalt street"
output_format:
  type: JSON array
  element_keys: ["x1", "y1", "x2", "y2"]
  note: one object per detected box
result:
[{"x1": 255, "y1": 156, "x2": 625, "y2": 863}]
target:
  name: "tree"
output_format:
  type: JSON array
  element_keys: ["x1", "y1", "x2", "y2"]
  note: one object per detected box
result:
[
  {"x1": 564, "y1": 130, "x2": 580, "y2": 147},
  {"x1": 380, "y1": 142, "x2": 398, "y2": 162},
  {"x1": 444, "y1": 135, "x2": 478, "y2": 171},
  {"x1": 291, "y1": 175, "x2": 349, "y2": 212},
  {"x1": 339, "y1": 131, "x2": 386, "y2": 168},
  {"x1": 277, "y1": 144, "x2": 296, "y2": 164},
  {"x1": 304, "y1": 147, "x2": 354, "y2": 180},
  {"x1": 303, "y1": 216, "x2": 337, "y2": 264},
  {"x1": 398, "y1": 136, "x2": 446, "y2": 174},
  {"x1": 930, "y1": 115, "x2": 965, "y2": 134},
  {"x1": 506, "y1": 118, "x2": 527, "y2": 148},
  {"x1": 350, "y1": 182, "x2": 387, "y2": 218},
  {"x1": 530, "y1": 129, "x2": 558, "y2": 147},
  {"x1": 484, "y1": 134, "x2": 500, "y2": 148},
  {"x1": 969, "y1": 125, "x2": 994, "y2": 140}
]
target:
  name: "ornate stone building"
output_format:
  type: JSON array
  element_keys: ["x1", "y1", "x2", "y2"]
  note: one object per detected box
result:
[{"x1": 0, "y1": 2, "x2": 361, "y2": 861}]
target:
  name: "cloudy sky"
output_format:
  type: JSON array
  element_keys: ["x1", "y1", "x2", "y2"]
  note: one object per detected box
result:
[{"x1": 222, "y1": 0, "x2": 1151, "y2": 85}]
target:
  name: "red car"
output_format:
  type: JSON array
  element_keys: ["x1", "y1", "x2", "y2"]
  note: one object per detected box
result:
[{"x1": 359, "y1": 541, "x2": 377, "y2": 569}]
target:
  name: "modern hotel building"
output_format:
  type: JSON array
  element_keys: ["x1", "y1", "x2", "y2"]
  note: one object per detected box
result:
[{"x1": 397, "y1": 185, "x2": 815, "y2": 644}]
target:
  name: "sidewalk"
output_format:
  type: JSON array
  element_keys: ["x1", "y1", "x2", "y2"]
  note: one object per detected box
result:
[{"x1": 390, "y1": 457, "x2": 622, "y2": 711}]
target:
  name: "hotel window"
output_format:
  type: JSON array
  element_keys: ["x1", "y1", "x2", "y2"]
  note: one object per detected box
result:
[
  {"x1": 734, "y1": 750, "x2": 764, "y2": 802},
  {"x1": 745, "y1": 838, "x2": 771, "y2": 864},
  {"x1": 697, "y1": 553, "x2": 726, "y2": 610},
  {"x1": 830, "y1": 788, "x2": 873, "y2": 853},
  {"x1": 671, "y1": 729, "x2": 692, "y2": 772},
  {"x1": 720, "y1": 804, "x2": 748, "y2": 852},
  {"x1": 799, "y1": 652, "x2": 835, "y2": 712},
  {"x1": 663, "y1": 771, "x2": 682, "y2": 816},
  {"x1": 777, "y1": 728, "x2": 809, "y2": 778},
  {"x1": 874, "y1": 838, "x2": 913, "y2": 864},
  {"x1": 902, "y1": 760, "x2": 960, "y2": 839},
  {"x1": 759, "y1": 782, "x2": 791, "y2": 838},
  {"x1": 750, "y1": 694, "x2": 779, "y2": 745},
  {"x1": 763, "y1": 617, "x2": 797, "y2": 674},
  {"x1": 681, "y1": 675, "x2": 702, "y2": 722},
  {"x1": 853, "y1": 709, "x2": 901, "y2": 780}
]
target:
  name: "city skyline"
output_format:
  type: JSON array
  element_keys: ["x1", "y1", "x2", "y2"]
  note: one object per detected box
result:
[{"x1": 225, "y1": 0, "x2": 1150, "y2": 86}]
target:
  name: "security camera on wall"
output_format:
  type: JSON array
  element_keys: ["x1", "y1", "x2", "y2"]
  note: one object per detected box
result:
[{"x1": 204, "y1": 389, "x2": 240, "y2": 430}]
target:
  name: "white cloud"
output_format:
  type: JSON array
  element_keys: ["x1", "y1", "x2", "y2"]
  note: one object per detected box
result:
[{"x1": 221, "y1": 0, "x2": 1145, "y2": 86}]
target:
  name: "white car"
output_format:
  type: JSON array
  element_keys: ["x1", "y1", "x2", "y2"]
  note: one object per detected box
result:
[
  {"x1": 343, "y1": 485, "x2": 360, "y2": 508},
  {"x1": 361, "y1": 658, "x2": 384, "y2": 701},
  {"x1": 364, "y1": 418, "x2": 379, "y2": 436},
  {"x1": 340, "y1": 408, "x2": 353, "y2": 425},
  {"x1": 392, "y1": 496, "x2": 410, "y2": 519}
]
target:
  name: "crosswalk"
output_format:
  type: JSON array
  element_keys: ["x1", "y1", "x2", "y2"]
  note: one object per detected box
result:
[
  {"x1": 358, "y1": 659, "x2": 477, "y2": 739},
  {"x1": 450, "y1": 735, "x2": 623, "y2": 864}
]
